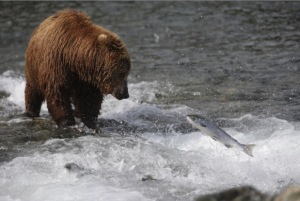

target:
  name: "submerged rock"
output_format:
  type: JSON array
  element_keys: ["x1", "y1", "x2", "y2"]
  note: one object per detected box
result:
[
  {"x1": 65, "y1": 163, "x2": 84, "y2": 172},
  {"x1": 141, "y1": 175, "x2": 157, "y2": 181},
  {"x1": 194, "y1": 186, "x2": 270, "y2": 201},
  {"x1": 195, "y1": 186, "x2": 300, "y2": 201}
]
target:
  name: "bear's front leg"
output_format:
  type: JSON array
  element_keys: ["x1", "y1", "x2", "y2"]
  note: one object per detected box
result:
[
  {"x1": 73, "y1": 86, "x2": 103, "y2": 129},
  {"x1": 46, "y1": 94, "x2": 75, "y2": 127},
  {"x1": 74, "y1": 98, "x2": 102, "y2": 129}
]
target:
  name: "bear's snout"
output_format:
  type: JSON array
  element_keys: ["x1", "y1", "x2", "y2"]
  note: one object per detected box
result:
[{"x1": 112, "y1": 83, "x2": 129, "y2": 100}]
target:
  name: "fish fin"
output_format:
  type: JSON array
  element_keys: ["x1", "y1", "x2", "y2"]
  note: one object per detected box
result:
[
  {"x1": 200, "y1": 123, "x2": 207, "y2": 127},
  {"x1": 211, "y1": 136, "x2": 218, "y2": 141},
  {"x1": 243, "y1": 144, "x2": 256, "y2": 157},
  {"x1": 224, "y1": 144, "x2": 233, "y2": 148}
]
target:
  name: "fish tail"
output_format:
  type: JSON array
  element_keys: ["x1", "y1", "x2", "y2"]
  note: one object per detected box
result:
[{"x1": 243, "y1": 144, "x2": 255, "y2": 157}]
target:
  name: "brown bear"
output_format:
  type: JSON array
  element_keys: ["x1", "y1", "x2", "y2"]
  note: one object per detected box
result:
[{"x1": 24, "y1": 9, "x2": 131, "y2": 129}]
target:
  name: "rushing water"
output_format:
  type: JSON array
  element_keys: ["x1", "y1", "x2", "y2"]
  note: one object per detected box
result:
[{"x1": 0, "y1": 2, "x2": 300, "y2": 201}]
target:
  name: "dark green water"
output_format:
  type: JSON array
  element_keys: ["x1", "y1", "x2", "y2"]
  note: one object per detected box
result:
[{"x1": 1, "y1": 2, "x2": 299, "y2": 120}]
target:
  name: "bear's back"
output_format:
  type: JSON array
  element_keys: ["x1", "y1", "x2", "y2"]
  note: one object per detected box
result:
[{"x1": 33, "y1": 9, "x2": 98, "y2": 41}]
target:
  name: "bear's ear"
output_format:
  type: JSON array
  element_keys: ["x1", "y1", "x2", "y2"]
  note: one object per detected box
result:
[{"x1": 98, "y1": 34, "x2": 107, "y2": 42}]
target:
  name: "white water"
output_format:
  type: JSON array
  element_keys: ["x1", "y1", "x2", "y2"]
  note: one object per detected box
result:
[{"x1": 0, "y1": 71, "x2": 300, "y2": 201}]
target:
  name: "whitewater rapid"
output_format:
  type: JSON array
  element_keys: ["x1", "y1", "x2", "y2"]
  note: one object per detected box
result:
[{"x1": 0, "y1": 71, "x2": 299, "y2": 201}]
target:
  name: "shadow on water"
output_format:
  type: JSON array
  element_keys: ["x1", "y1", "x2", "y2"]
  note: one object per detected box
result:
[
  {"x1": 0, "y1": 113, "x2": 195, "y2": 162},
  {"x1": 0, "y1": 114, "x2": 196, "y2": 143},
  {"x1": 0, "y1": 117, "x2": 118, "y2": 144},
  {"x1": 0, "y1": 116, "x2": 82, "y2": 162}
]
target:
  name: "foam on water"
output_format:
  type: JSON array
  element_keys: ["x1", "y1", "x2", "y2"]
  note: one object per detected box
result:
[
  {"x1": 143, "y1": 116, "x2": 300, "y2": 188},
  {"x1": 0, "y1": 71, "x2": 300, "y2": 200},
  {"x1": 0, "y1": 71, "x2": 25, "y2": 111},
  {"x1": 0, "y1": 71, "x2": 162, "y2": 115}
]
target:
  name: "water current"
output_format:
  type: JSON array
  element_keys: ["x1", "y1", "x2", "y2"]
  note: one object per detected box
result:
[{"x1": 0, "y1": 2, "x2": 300, "y2": 201}]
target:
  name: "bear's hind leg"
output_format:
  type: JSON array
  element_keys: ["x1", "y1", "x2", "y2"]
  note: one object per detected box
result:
[
  {"x1": 46, "y1": 92, "x2": 75, "y2": 127},
  {"x1": 24, "y1": 83, "x2": 44, "y2": 117}
]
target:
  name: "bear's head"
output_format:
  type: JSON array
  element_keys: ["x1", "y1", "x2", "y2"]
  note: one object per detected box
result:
[{"x1": 96, "y1": 33, "x2": 131, "y2": 100}]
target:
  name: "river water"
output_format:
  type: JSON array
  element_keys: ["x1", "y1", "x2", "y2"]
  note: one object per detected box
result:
[{"x1": 0, "y1": 2, "x2": 300, "y2": 201}]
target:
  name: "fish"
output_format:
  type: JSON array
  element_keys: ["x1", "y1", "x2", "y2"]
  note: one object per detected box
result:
[{"x1": 186, "y1": 114, "x2": 255, "y2": 157}]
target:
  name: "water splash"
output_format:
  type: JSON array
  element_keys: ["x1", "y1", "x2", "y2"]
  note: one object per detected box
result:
[{"x1": 0, "y1": 71, "x2": 299, "y2": 201}]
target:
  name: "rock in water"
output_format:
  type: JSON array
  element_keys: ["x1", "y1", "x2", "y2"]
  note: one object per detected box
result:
[
  {"x1": 195, "y1": 186, "x2": 300, "y2": 201},
  {"x1": 274, "y1": 187, "x2": 300, "y2": 201}
]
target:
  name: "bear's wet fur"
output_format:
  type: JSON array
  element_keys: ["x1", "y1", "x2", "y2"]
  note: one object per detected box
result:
[{"x1": 24, "y1": 9, "x2": 131, "y2": 129}]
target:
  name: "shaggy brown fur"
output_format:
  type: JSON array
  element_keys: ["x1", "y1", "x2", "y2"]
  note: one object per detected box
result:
[{"x1": 24, "y1": 9, "x2": 131, "y2": 128}]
